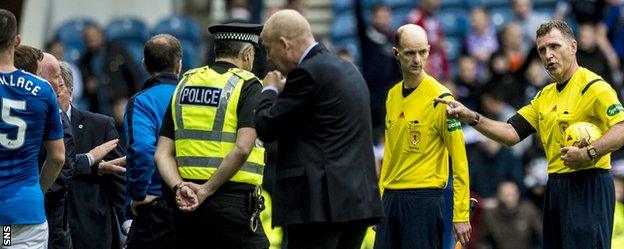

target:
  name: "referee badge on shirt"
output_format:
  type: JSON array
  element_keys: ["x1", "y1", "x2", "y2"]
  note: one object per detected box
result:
[
  {"x1": 407, "y1": 120, "x2": 421, "y2": 150},
  {"x1": 558, "y1": 121, "x2": 569, "y2": 136}
]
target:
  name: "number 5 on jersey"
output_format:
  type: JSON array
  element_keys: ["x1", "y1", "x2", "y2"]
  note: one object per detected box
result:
[{"x1": 0, "y1": 98, "x2": 27, "y2": 149}]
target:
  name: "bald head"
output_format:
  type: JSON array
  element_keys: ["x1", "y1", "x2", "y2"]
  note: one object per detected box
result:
[
  {"x1": 262, "y1": 9, "x2": 313, "y2": 45},
  {"x1": 394, "y1": 24, "x2": 430, "y2": 78},
  {"x1": 41, "y1": 53, "x2": 63, "y2": 94},
  {"x1": 41, "y1": 53, "x2": 59, "y2": 77},
  {"x1": 261, "y1": 9, "x2": 316, "y2": 73},
  {"x1": 144, "y1": 34, "x2": 182, "y2": 75},
  {"x1": 396, "y1": 24, "x2": 428, "y2": 48}
]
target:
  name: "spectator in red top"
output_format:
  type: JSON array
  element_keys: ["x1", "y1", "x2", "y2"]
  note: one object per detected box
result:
[{"x1": 405, "y1": 0, "x2": 449, "y2": 79}]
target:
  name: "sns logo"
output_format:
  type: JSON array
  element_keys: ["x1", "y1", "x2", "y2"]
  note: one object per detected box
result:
[{"x1": 3, "y1": 225, "x2": 10, "y2": 246}]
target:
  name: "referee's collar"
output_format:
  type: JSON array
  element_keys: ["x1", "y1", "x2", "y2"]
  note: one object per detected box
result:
[{"x1": 556, "y1": 78, "x2": 570, "y2": 92}]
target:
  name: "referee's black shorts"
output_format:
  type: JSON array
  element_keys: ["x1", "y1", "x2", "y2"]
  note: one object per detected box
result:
[
  {"x1": 543, "y1": 169, "x2": 614, "y2": 249},
  {"x1": 374, "y1": 188, "x2": 444, "y2": 249}
]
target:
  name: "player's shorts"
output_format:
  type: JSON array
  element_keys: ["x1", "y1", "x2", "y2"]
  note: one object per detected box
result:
[
  {"x1": 374, "y1": 188, "x2": 444, "y2": 249},
  {"x1": 1, "y1": 221, "x2": 48, "y2": 249},
  {"x1": 543, "y1": 169, "x2": 614, "y2": 249}
]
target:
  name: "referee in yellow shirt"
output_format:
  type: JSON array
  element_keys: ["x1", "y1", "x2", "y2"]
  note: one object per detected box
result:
[
  {"x1": 374, "y1": 24, "x2": 471, "y2": 249},
  {"x1": 436, "y1": 20, "x2": 624, "y2": 249}
]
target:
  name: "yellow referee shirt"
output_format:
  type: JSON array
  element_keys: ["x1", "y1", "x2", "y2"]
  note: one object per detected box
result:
[
  {"x1": 518, "y1": 67, "x2": 624, "y2": 174},
  {"x1": 380, "y1": 74, "x2": 470, "y2": 222}
]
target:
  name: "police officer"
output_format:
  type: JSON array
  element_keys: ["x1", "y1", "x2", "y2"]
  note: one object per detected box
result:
[{"x1": 155, "y1": 23, "x2": 268, "y2": 249}]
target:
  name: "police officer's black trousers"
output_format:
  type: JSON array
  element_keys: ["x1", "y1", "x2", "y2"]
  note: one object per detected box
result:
[{"x1": 172, "y1": 182, "x2": 269, "y2": 249}]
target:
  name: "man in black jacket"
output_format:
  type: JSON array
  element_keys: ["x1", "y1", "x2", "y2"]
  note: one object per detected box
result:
[
  {"x1": 255, "y1": 9, "x2": 383, "y2": 249},
  {"x1": 355, "y1": 2, "x2": 401, "y2": 140}
]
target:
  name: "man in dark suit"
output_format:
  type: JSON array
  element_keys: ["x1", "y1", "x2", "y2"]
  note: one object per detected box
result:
[
  {"x1": 59, "y1": 61, "x2": 127, "y2": 249},
  {"x1": 40, "y1": 52, "x2": 76, "y2": 249},
  {"x1": 255, "y1": 9, "x2": 383, "y2": 249}
]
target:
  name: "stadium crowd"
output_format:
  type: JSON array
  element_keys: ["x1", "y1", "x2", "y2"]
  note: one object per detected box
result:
[{"x1": 2, "y1": 0, "x2": 624, "y2": 249}]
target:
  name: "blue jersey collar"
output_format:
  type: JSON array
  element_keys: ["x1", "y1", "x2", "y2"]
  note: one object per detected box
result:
[{"x1": 141, "y1": 73, "x2": 179, "y2": 90}]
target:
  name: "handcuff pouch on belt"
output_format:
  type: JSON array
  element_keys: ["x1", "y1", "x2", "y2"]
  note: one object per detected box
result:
[{"x1": 248, "y1": 185, "x2": 265, "y2": 232}]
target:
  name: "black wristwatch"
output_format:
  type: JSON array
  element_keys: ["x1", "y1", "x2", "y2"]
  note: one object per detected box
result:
[{"x1": 468, "y1": 112, "x2": 481, "y2": 127}]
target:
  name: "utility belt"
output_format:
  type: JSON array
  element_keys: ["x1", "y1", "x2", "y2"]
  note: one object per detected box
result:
[{"x1": 185, "y1": 180, "x2": 265, "y2": 232}]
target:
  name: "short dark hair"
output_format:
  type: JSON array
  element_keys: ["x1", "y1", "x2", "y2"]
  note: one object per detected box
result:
[
  {"x1": 0, "y1": 9, "x2": 18, "y2": 52},
  {"x1": 214, "y1": 40, "x2": 250, "y2": 58},
  {"x1": 14, "y1": 45, "x2": 43, "y2": 74},
  {"x1": 144, "y1": 34, "x2": 182, "y2": 74},
  {"x1": 536, "y1": 20, "x2": 575, "y2": 41}
]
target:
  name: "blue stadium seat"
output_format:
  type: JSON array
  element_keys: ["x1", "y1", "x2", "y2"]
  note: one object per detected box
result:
[
  {"x1": 118, "y1": 41, "x2": 149, "y2": 79},
  {"x1": 55, "y1": 18, "x2": 98, "y2": 63},
  {"x1": 64, "y1": 46, "x2": 83, "y2": 64},
  {"x1": 391, "y1": 7, "x2": 412, "y2": 30},
  {"x1": 330, "y1": 12, "x2": 357, "y2": 40},
  {"x1": 105, "y1": 18, "x2": 150, "y2": 79},
  {"x1": 565, "y1": 17, "x2": 578, "y2": 34},
  {"x1": 441, "y1": 0, "x2": 465, "y2": 8},
  {"x1": 152, "y1": 16, "x2": 202, "y2": 70},
  {"x1": 363, "y1": 0, "x2": 382, "y2": 8},
  {"x1": 448, "y1": 62, "x2": 458, "y2": 78},
  {"x1": 533, "y1": 0, "x2": 558, "y2": 8},
  {"x1": 438, "y1": 9, "x2": 469, "y2": 37},
  {"x1": 105, "y1": 17, "x2": 150, "y2": 43},
  {"x1": 489, "y1": 7, "x2": 514, "y2": 31},
  {"x1": 152, "y1": 16, "x2": 201, "y2": 44},
  {"x1": 467, "y1": 0, "x2": 508, "y2": 8},
  {"x1": 333, "y1": 0, "x2": 353, "y2": 12},
  {"x1": 332, "y1": 37, "x2": 361, "y2": 66},
  {"x1": 445, "y1": 37, "x2": 462, "y2": 62},
  {"x1": 534, "y1": 7, "x2": 555, "y2": 19},
  {"x1": 181, "y1": 40, "x2": 200, "y2": 72},
  {"x1": 384, "y1": 0, "x2": 418, "y2": 9}
]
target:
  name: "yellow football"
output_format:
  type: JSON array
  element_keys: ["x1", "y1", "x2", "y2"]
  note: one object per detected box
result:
[{"x1": 562, "y1": 122, "x2": 602, "y2": 148}]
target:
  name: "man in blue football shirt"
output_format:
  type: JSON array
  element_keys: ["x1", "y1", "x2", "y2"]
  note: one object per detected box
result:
[{"x1": 0, "y1": 9, "x2": 66, "y2": 249}]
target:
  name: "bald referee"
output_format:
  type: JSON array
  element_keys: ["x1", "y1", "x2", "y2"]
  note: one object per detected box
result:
[{"x1": 375, "y1": 24, "x2": 471, "y2": 249}]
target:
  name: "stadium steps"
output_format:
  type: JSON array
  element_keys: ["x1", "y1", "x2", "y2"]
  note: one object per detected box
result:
[{"x1": 306, "y1": 0, "x2": 332, "y2": 37}]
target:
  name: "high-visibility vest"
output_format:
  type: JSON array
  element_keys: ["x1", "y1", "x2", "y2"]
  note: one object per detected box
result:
[{"x1": 171, "y1": 66, "x2": 265, "y2": 185}]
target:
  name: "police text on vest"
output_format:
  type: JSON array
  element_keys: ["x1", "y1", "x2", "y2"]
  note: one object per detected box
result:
[{"x1": 179, "y1": 86, "x2": 222, "y2": 107}]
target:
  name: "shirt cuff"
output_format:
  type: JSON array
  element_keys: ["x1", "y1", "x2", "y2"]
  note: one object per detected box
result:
[
  {"x1": 262, "y1": 86, "x2": 279, "y2": 94},
  {"x1": 86, "y1": 153, "x2": 94, "y2": 166},
  {"x1": 122, "y1": 220, "x2": 133, "y2": 235}
]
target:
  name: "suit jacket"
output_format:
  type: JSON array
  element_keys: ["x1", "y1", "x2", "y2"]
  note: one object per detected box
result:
[
  {"x1": 40, "y1": 112, "x2": 75, "y2": 194},
  {"x1": 67, "y1": 106, "x2": 126, "y2": 249},
  {"x1": 255, "y1": 43, "x2": 383, "y2": 226},
  {"x1": 42, "y1": 112, "x2": 75, "y2": 247}
]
